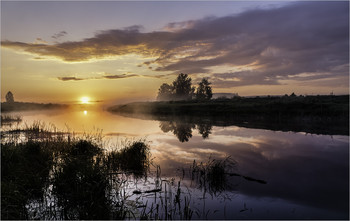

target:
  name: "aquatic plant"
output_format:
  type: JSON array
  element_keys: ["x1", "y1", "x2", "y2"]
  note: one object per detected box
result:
[
  {"x1": 190, "y1": 156, "x2": 237, "y2": 195},
  {"x1": 106, "y1": 140, "x2": 151, "y2": 176}
]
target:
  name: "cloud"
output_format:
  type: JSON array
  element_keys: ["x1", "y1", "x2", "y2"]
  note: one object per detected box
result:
[
  {"x1": 211, "y1": 71, "x2": 280, "y2": 88},
  {"x1": 103, "y1": 73, "x2": 139, "y2": 79},
  {"x1": 57, "y1": 72, "x2": 171, "y2": 82},
  {"x1": 52, "y1": 31, "x2": 67, "y2": 39},
  {"x1": 34, "y1": 38, "x2": 48, "y2": 44},
  {"x1": 57, "y1": 73, "x2": 138, "y2": 81},
  {"x1": 141, "y1": 73, "x2": 173, "y2": 79},
  {"x1": 57, "y1": 76, "x2": 85, "y2": 81},
  {"x1": 57, "y1": 72, "x2": 170, "y2": 82},
  {"x1": 2, "y1": 2, "x2": 349, "y2": 87},
  {"x1": 162, "y1": 20, "x2": 197, "y2": 32}
]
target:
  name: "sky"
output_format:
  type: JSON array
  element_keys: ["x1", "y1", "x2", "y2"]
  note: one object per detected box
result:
[{"x1": 1, "y1": 1, "x2": 349, "y2": 104}]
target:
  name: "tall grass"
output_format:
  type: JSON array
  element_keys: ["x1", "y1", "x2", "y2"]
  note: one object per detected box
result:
[
  {"x1": 190, "y1": 156, "x2": 237, "y2": 195},
  {"x1": 1, "y1": 123, "x2": 242, "y2": 220},
  {"x1": 106, "y1": 140, "x2": 151, "y2": 177},
  {"x1": 1, "y1": 123, "x2": 151, "y2": 219}
]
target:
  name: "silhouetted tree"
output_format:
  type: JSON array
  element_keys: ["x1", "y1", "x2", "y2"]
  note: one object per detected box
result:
[
  {"x1": 5, "y1": 91, "x2": 14, "y2": 103},
  {"x1": 156, "y1": 73, "x2": 204, "y2": 101},
  {"x1": 157, "y1": 83, "x2": 174, "y2": 101},
  {"x1": 173, "y1": 73, "x2": 193, "y2": 100},
  {"x1": 196, "y1": 78, "x2": 212, "y2": 100}
]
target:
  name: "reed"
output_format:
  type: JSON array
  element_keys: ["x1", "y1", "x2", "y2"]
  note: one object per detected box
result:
[{"x1": 1, "y1": 123, "x2": 239, "y2": 220}]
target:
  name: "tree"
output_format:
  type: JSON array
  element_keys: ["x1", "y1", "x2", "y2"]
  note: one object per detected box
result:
[
  {"x1": 172, "y1": 73, "x2": 193, "y2": 100},
  {"x1": 157, "y1": 83, "x2": 174, "y2": 101},
  {"x1": 196, "y1": 78, "x2": 212, "y2": 100},
  {"x1": 5, "y1": 91, "x2": 14, "y2": 103},
  {"x1": 156, "y1": 73, "x2": 201, "y2": 101}
]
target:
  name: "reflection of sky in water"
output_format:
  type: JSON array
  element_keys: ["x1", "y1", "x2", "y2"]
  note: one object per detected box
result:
[{"x1": 3, "y1": 109, "x2": 349, "y2": 219}]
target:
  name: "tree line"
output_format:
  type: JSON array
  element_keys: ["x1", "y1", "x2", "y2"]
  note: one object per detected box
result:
[{"x1": 157, "y1": 73, "x2": 213, "y2": 101}]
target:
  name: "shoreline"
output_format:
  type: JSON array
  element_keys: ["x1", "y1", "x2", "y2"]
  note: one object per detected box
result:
[{"x1": 108, "y1": 95, "x2": 349, "y2": 136}]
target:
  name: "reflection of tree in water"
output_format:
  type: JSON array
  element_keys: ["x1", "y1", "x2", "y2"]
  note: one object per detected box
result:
[
  {"x1": 173, "y1": 123, "x2": 195, "y2": 142},
  {"x1": 197, "y1": 123, "x2": 212, "y2": 139},
  {"x1": 159, "y1": 120, "x2": 212, "y2": 142}
]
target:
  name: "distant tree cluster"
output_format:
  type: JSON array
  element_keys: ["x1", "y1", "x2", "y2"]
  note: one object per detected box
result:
[{"x1": 157, "y1": 73, "x2": 213, "y2": 101}]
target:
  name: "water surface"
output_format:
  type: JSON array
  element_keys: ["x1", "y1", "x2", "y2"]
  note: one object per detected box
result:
[{"x1": 2, "y1": 108, "x2": 349, "y2": 219}]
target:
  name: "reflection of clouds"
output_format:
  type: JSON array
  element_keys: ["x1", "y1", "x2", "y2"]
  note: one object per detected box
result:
[
  {"x1": 149, "y1": 125, "x2": 349, "y2": 215},
  {"x1": 11, "y1": 109, "x2": 349, "y2": 217},
  {"x1": 208, "y1": 133, "x2": 261, "y2": 146},
  {"x1": 151, "y1": 137, "x2": 204, "y2": 162}
]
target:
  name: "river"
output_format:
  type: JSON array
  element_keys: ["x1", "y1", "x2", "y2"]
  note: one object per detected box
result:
[{"x1": 2, "y1": 107, "x2": 349, "y2": 219}]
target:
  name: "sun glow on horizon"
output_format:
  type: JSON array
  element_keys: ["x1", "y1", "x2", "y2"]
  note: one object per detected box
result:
[{"x1": 80, "y1": 96, "x2": 90, "y2": 104}]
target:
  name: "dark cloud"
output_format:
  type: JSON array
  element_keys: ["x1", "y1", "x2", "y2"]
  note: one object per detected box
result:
[
  {"x1": 103, "y1": 73, "x2": 139, "y2": 79},
  {"x1": 57, "y1": 73, "x2": 139, "y2": 81},
  {"x1": 57, "y1": 76, "x2": 85, "y2": 81},
  {"x1": 52, "y1": 31, "x2": 67, "y2": 39},
  {"x1": 141, "y1": 73, "x2": 173, "y2": 79},
  {"x1": 57, "y1": 72, "x2": 169, "y2": 82},
  {"x1": 2, "y1": 2, "x2": 348, "y2": 87}
]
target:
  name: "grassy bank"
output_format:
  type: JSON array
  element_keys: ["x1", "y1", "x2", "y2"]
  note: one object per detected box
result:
[
  {"x1": 108, "y1": 95, "x2": 349, "y2": 136},
  {"x1": 109, "y1": 95, "x2": 349, "y2": 117}
]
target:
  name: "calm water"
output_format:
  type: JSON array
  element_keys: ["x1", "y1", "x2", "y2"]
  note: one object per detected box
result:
[{"x1": 3, "y1": 107, "x2": 349, "y2": 219}]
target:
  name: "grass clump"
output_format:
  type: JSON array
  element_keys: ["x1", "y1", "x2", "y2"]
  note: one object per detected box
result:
[
  {"x1": 106, "y1": 140, "x2": 151, "y2": 176},
  {"x1": 51, "y1": 141, "x2": 110, "y2": 219},
  {"x1": 1, "y1": 141, "x2": 54, "y2": 219}
]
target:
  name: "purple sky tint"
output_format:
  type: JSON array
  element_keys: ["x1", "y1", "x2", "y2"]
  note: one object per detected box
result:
[{"x1": 1, "y1": 1, "x2": 349, "y2": 102}]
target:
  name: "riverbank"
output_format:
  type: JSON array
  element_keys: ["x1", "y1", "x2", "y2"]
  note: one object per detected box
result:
[{"x1": 109, "y1": 95, "x2": 349, "y2": 117}]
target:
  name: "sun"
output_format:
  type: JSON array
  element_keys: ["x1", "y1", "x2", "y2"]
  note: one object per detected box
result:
[{"x1": 80, "y1": 96, "x2": 90, "y2": 104}]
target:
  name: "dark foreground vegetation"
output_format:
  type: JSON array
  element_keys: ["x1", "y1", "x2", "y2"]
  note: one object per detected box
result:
[
  {"x1": 1, "y1": 101, "x2": 68, "y2": 112},
  {"x1": 1, "y1": 124, "x2": 247, "y2": 220},
  {"x1": 109, "y1": 95, "x2": 349, "y2": 137}
]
